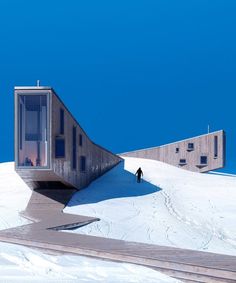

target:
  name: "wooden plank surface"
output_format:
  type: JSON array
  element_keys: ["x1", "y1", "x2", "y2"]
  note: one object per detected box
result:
[{"x1": 0, "y1": 189, "x2": 235, "y2": 283}]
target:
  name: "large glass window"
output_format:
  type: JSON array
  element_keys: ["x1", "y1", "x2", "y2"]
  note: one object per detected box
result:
[{"x1": 18, "y1": 94, "x2": 49, "y2": 167}]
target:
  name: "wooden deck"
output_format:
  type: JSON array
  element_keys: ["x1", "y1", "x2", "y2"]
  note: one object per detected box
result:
[{"x1": 0, "y1": 189, "x2": 235, "y2": 283}]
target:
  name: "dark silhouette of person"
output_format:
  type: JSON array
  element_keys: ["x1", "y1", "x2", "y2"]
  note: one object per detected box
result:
[{"x1": 135, "y1": 167, "x2": 143, "y2": 183}]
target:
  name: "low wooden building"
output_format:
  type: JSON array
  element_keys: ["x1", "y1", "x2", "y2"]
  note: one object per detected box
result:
[{"x1": 121, "y1": 131, "x2": 226, "y2": 172}]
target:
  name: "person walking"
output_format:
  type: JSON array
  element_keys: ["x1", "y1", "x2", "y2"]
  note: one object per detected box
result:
[{"x1": 135, "y1": 167, "x2": 143, "y2": 183}]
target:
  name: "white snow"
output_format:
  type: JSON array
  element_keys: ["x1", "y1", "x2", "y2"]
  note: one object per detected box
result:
[
  {"x1": 0, "y1": 242, "x2": 177, "y2": 283},
  {"x1": 65, "y1": 157, "x2": 236, "y2": 256},
  {"x1": 1, "y1": 157, "x2": 236, "y2": 282},
  {"x1": 0, "y1": 162, "x2": 180, "y2": 283},
  {"x1": 0, "y1": 162, "x2": 31, "y2": 229}
]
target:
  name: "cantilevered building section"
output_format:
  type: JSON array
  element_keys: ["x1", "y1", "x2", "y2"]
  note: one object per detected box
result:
[
  {"x1": 121, "y1": 130, "x2": 226, "y2": 173},
  {"x1": 15, "y1": 86, "x2": 122, "y2": 190}
]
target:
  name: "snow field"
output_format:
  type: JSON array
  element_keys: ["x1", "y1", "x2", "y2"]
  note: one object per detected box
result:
[
  {"x1": 65, "y1": 157, "x2": 236, "y2": 256},
  {"x1": 0, "y1": 162, "x2": 181, "y2": 283}
]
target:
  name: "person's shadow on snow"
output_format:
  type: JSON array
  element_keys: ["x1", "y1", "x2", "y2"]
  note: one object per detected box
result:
[{"x1": 67, "y1": 161, "x2": 161, "y2": 207}]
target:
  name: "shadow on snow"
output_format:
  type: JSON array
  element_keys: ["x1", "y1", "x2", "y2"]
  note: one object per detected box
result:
[{"x1": 67, "y1": 161, "x2": 161, "y2": 207}]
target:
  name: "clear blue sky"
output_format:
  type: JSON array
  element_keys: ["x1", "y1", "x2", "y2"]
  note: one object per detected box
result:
[{"x1": 0, "y1": 1, "x2": 235, "y2": 173}]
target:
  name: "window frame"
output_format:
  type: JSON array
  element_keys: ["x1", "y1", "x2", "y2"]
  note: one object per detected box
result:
[
  {"x1": 214, "y1": 136, "x2": 218, "y2": 158},
  {"x1": 55, "y1": 137, "x2": 65, "y2": 158},
  {"x1": 79, "y1": 134, "x2": 83, "y2": 146},
  {"x1": 16, "y1": 92, "x2": 51, "y2": 169},
  {"x1": 179, "y1": 158, "x2": 187, "y2": 165},
  {"x1": 60, "y1": 108, "x2": 64, "y2": 135},
  {"x1": 187, "y1": 142, "x2": 194, "y2": 151},
  {"x1": 72, "y1": 126, "x2": 77, "y2": 169},
  {"x1": 80, "y1": 155, "x2": 86, "y2": 172},
  {"x1": 200, "y1": 155, "x2": 208, "y2": 165}
]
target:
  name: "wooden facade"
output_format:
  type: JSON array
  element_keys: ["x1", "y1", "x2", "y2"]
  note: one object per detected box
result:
[
  {"x1": 15, "y1": 86, "x2": 122, "y2": 190},
  {"x1": 121, "y1": 131, "x2": 226, "y2": 172}
]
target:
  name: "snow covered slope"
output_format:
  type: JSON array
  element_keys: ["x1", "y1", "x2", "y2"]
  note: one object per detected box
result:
[
  {"x1": 0, "y1": 162, "x2": 31, "y2": 229},
  {"x1": 1, "y1": 157, "x2": 236, "y2": 282},
  {"x1": 65, "y1": 157, "x2": 236, "y2": 256},
  {"x1": 0, "y1": 162, "x2": 180, "y2": 283}
]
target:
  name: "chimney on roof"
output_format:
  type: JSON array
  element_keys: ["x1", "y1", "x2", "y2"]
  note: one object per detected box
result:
[{"x1": 208, "y1": 124, "x2": 210, "y2": 133}]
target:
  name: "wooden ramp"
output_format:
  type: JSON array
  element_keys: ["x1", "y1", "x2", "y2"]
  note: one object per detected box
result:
[{"x1": 0, "y1": 190, "x2": 235, "y2": 283}]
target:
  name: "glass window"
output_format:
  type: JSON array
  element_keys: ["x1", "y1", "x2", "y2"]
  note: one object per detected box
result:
[
  {"x1": 72, "y1": 126, "x2": 77, "y2": 169},
  {"x1": 200, "y1": 156, "x2": 207, "y2": 165},
  {"x1": 214, "y1": 136, "x2": 218, "y2": 158},
  {"x1": 19, "y1": 103, "x2": 23, "y2": 150},
  {"x1": 55, "y1": 138, "x2": 65, "y2": 158},
  {"x1": 187, "y1": 143, "x2": 194, "y2": 150},
  {"x1": 179, "y1": 158, "x2": 186, "y2": 164},
  {"x1": 176, "y1": 147, "x2": 179, "y2": 153},
  {"x1": 60, "y1": 108, "x2": 64, "y2": 135},
  {"x1": 80, "y1": 156, "x2": 86, "y2": 172},
  {"x1": 223, "y1": 133, "x2": 226, "y2": 166},
  {"x1": 18, "y1": 94, "x2": 49, "y2": 167},
  {"x1": 79, "y1": 134, "x2": 83, "y2": 146}
]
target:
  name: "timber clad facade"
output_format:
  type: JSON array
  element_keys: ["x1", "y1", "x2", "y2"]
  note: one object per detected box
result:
[
  {"x1": 14, "y1": 85, "x2": 226, "y2": 191},
  {"x1": 121, "y1": 131, "x2": 226, "y2": 173},
  {"x1": 15, "y1": 86, "x2": 122, "y2": 190}
]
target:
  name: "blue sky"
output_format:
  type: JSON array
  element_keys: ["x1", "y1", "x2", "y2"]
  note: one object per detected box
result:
[{"x1": 0, "y1": 1, "x2": 235, "y2": 172}]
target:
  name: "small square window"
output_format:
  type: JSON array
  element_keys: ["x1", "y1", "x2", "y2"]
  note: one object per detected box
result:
[
  {"x1": 200, "y1": 156, "x2": 207, "y2": 165},
  {"x1": 179, "y1": 158, "x2": 186, "y2": 165},
  {"x1": 187, "y1": 143, "x2": 194, "y2": 151},
  {"x1": 176, "y1": 147, "x2": 179, "y2": 153},
  {"x1": 55, "y1": 138, "x2": 65, "y2": 158}
]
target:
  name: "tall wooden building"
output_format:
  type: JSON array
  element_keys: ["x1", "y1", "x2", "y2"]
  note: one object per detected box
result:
[{"x1": 14, "y1": 86, "x2": 122, "y2": 190}]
